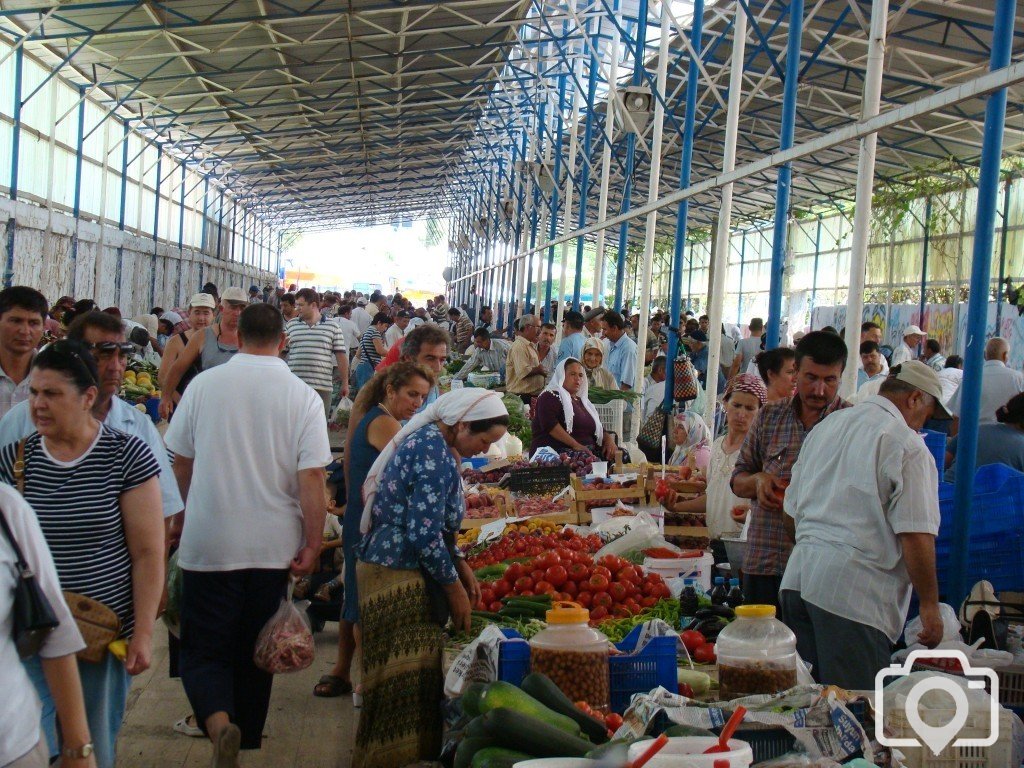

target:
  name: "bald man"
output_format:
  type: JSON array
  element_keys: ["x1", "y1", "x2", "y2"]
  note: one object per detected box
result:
[{"x1": 948, "y1": 337, "x2": 1024, "y2": 424}]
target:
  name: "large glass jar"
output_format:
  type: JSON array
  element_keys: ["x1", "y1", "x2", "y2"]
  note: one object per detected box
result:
[
  {"x1": 716, "y1": 604, "x2": 798, "y2": 700},
  {"x1": 529, "y1": 602, "x2": 611, "y2": 710}
]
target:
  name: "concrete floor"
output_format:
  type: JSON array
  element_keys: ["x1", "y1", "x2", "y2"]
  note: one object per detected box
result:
[{"x1": 116, "y1": 626, "x2": 357, "y2": 767}]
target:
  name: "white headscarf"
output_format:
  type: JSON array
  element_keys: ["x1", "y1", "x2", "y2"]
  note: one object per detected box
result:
[
  {"x1": 669, "y1": 411, "x2": 712, "y2": 465},
  {"x1": 360, "y1": 389, "x2": 508, "y2": 534},
  {"x1": 545, "y1": 358, "x2": 603, "y2": 442}
]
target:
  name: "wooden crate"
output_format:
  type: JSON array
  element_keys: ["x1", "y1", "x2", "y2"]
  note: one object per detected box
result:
[
  {"x1": 460, "y1": 487, "x2": 513, "y2": 529},
  {"x1": 570, "y1": 473, "x2": 647, "y2": 525},
  {"x1": 645, "y1": 465, "x2": 707, "y2": 502}
]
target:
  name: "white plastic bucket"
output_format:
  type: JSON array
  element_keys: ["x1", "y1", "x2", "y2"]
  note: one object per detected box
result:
[
  {"x1": 513, "y1": 760, "x2": 600, "y2": 768},
  {"x1": 626, "y1": 737, "x2": 753, "y2": 768},
  {"x1": 643, "y1": 552, "x2": 714, "y2": 591}
]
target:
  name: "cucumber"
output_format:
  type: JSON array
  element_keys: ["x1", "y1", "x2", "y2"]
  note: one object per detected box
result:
[
  {"x1": 480, "y1": 708, "x2": 594, "y2": 757},
  {"x1": 466, "y1": 716, "x2": 489, "y2": 738},
  {"x1": 676, "y1": 669, "x2": 712, "y2": 696},
  {"x1": 463, "y1": 683, "x2": 488, "y2": 717},
  {"x1": 471, "y1": 746, "x2": 533, "y2": 768},
  {"x1": 455, "y1": 736, "x2": 498, "y2": 768},
  {"x1": 478, "y1": 681, "x2": 581, "y2": 735},
  {"x1": 501, "y1": 599, "x2": 549, "y2": 617},
  {"x1": 520, "y1": 672, "x2": 609, "y2": 744},
  {"x1": 665, "y1": 724, "x2": 716, "y2": 737}
]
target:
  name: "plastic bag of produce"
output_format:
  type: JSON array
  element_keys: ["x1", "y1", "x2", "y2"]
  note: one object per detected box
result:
[
  {"x1": 902, "y1": 602, "x2": 961, "y2": 646},
  {"x1": 253, "y1": 587, "x2": 315, "y2": 674},
  {"x1": 593, "y1": 510, "x2": 665, "y2": 559},
  {"x1": 331, "y1": 396, "x2": 354, "y2": 429},
  {"x1": 162, "y1": 550, "x2": 182, "y2": 637}
]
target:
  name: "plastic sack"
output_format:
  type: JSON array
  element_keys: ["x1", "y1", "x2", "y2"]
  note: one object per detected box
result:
[
  {"x1": 904, "y1": 603, "x2": 961, "y2": 645},
  {"x1": 331, "y1": 396, "x2": 354, "y2": 429},
  {"x1": 594, "y1": 510, "x2": 665, "y2": 560},
  {"x1": 161, "y1": 550, "x2": 183, "y2": 637},
  {"x1": 253, "y1": 586, "x2": 315, "y2": 674}
]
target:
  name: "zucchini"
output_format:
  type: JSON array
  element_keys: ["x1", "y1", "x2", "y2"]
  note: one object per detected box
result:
[
  {"x1": 501, "y1": 594, "x2": 551, "y2": 604},
  {"x1": 455, "y1": 736, "x2": 498, "y2": 768},
  {"x1": 463, "y1": 683, "x2": 488, "y2": 717},
  {"x1": 676, "y1": 669, "x2": 712, "y2": 696},
  {"x1": 501, "y1": 599, "x2": 549, "y2": 617},
  {"x1": 520, "y1": 672, "x2": 608, "y2": 744},
  {"x1": 466, "y1": 716, "x2": 490, "y2": 738},
  {"x1": 478, "y1": 682, "x2": 581, "y2": 735},
  {"x1": 480, "y1": 708, "x2": 594, "y2": 757},
  {"x1": 471, "y1": 746, "x2": 533, "y2": 768}
]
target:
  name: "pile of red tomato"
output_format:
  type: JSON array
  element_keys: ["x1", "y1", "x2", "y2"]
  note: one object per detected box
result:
[
  {"x1": 466, "y1": 529, "x2": 602, "y2": 570},
  {"x1": 575, "y1": 701, "x2": 623, "y2": 734},
  {"x1": 477, "y1": 552, "x2": 673, "y2": 623}
]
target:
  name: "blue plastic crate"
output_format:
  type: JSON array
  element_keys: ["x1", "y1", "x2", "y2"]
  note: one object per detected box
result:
[
  {"x1": 920, "y1": 429, "x2": 946, "y2": 477},
  {"x1": 497, "y1": 628, "x2": 530, "y2": 686},
  {"x1": 936, "y1": 463, "x2": 1024, "y2": 595},
  {"x1": 496, "y1": 625, "x2": 677, "y2": 713}
]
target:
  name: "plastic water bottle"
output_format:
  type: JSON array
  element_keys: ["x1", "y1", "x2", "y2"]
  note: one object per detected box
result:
[
  {"x1": 726, "y1": 578, "x2": 745, "y2": 608},
  {"x1": 710, "y1": 576, "x2": 728, "y2": 606},
  {"x1": 679, "y1": 579, "x2": 700, "y2": 617}
]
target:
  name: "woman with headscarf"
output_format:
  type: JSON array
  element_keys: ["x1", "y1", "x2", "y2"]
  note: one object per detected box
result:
[
  {"x1": 580, "y1": 336, "x2": 617, "y2": 390},
  {"x1": 664, "y1": 374, "x2": 767, "y2": 563},
  {"x1": 354, "y1": 390, "x2": 508, "y2": 768},
  {"x1": 530, "y1": 358, "x2": 617, "y2": 460},
  {"x1": 668, "y1": 411, "x2": 712, "y2": 472}
]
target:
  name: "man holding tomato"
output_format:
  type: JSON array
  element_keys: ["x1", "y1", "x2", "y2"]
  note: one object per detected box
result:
[{"x1": 730, "y1": 332, "x2": 851, "y2": 607}]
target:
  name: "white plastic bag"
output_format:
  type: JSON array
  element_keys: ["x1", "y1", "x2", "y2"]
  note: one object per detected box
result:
[
  {"x1": 332, "y1": 396, "x2": 354, "y2": 429},
  {"x1": 253, "y1": 586, "x2": 315, "y2": 674},
  {"x1": 903, "y1": 603, "x2": 961, "y2": 645}
]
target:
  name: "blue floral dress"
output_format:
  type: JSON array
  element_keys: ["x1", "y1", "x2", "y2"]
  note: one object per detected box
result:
[{"x1": 358, "y1": 422, "x2": 464, "y2": 584}]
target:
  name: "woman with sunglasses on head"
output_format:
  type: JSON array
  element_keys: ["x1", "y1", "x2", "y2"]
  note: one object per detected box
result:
[{"x1": 0, "y1": 340, "x2": 164, "y2": 768}]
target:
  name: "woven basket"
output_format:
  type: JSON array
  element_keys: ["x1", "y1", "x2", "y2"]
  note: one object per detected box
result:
[{"x1": 63, "y1": 591, "x2": 120, "y2": 663}]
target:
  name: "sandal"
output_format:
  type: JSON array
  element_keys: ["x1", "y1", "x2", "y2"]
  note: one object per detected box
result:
[{"x1": 313, "y1": 674, "x2": 353, "y2": 697}]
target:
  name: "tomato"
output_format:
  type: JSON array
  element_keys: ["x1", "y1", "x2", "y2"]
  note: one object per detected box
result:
[
  {"x1": 611, "y1": 605, "x2": 631, "y2": 618},
  {"x1": 588, "y1": 573, "x2": 610, "y2": 591},
  {"x1": 642, "y1": 581, "x2": 657, "y2": 597},
  {"x1": 515, "y1": 540, "x2": 527, "y2": 553},
  {"x1": 514, "y1": 576, "x2": 534, "y2": 592},
  {"x1": 506, "y1": 564, "x2": 523, "y2": 581},
  {"x1": 608, "y1": 582, "x2": 628, "y2": 602},
  {"x1": 489, "y1": 601, "x2": 503, "y2": 613},
  {"x1": 519, "y1": 589, "x2": 535, "y2": 596},
  {"x1": 566, "y1": 537, "x2": 584, "y2": 551},
  {"x1": 527, "y1": 546, "x2": 543, "y2": 557},
  {"x1": 557, "y1": 592, "x2": 572, "y2": 602},
  {"x1": 576, "y1": 553, "x2": 594, "y2": 567},
  {"x1": 616, "y1": 567, "x2": 640, "y2": 585},
  {"x1": 624, "y1": 599, "x2": 642, "y2": 615},
  {"x1": 592, "y1": 566, "x2": 613, "y2": 580},
  {"x1": 554, "y1": 547, "x2": 573, "y2": 562},
  {"x1": 545, "y1": 565, "x2": 568, "y2": 587},
  {"x1": 678, "y1": 682, "x2": 695, "y2": 698},
  {"x1": 492, "y1": 580, "x2": 510, "y2": 599},
  {"x1": 531, "y1": 570, "x2": 545, "y2": 583},
  {"x1": 534, "y1": 580, "x2": 554, "y2": 594},
  {"x1": 681, "y1": 630, "x2": 706, "y2": 654},
  {"x1": 693, "y1": 643, "x2": 717, "y2": 664},
  {"x1": 653, "y1": 583, "x2": 672, "y2": 599},
  {"x1": 605, "y1": 713, "x2": 624, "y2": 731},
  {"x1": 640, "y1": 595, "x2": 658, "y2": 608},
  {"x1": 567, "y1": 563, "x2": 589, "y2": 582},
  {"x1": 480, "y1": 588, "x2": 494, "y2": 605},
  {"x1": 589, "y1": 605, "x2": 608, "y2": 621},
  {"x1": 576, "y1": 591, "x2": 593, "y2": 608},
  {"x1": 592, "y1": 591, "x2": 613, "y2": 609},
  {"x1": 535, "y1": 552, "x2": 558, "y2": 569},
  {"x1": 562, "y1": 579, "x2": 579, "y2": 597}
]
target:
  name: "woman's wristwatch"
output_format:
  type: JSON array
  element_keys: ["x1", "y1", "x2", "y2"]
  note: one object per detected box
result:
[{"x1": 62, "y1": 743, "x2": 94, "y2": 759}]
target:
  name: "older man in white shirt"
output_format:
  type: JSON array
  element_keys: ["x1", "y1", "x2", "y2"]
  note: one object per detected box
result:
[
  {"x1": 780, "y1": 361, "x2": 948, "y2": 690},
  {"x1": 948, "y1": 337, "x2": 1024, "y2": 423},
  {"x1": 889, "y1": 324, "x2": 925, "y2": 367}
]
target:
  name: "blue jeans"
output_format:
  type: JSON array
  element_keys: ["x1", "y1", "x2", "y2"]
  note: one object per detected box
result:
[
  {"x1": 354, "y1": 359, "x2": 376, "y2": 391},
  {"x1": 23, "y1": 652, "x2": 130, "y2": 768}
]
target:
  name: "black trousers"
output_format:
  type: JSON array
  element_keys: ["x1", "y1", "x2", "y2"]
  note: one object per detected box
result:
[
  {"x1": 742, "y1": 574, "x2": 783, "y2": 608},
  {"x1": 180, "y1": 568, "x2": 288, "y2": 750}
]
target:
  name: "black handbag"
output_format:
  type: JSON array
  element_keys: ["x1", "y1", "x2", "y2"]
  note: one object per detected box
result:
[{"x1": 0, "y1": 503, "x2": 60, "y2": 658}]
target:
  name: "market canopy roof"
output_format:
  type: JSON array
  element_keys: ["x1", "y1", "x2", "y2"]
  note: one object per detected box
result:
[{"x1": 2, "y1": 0, "x2": 1023, "y2": 236}]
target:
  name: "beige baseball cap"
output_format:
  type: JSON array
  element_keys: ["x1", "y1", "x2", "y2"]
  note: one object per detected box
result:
[
  {"x1": 189, "y1": 292, "x2": 216, "y2": 309},
  {"x1": 891, "y1": 360, "x2": 952, "y2": 419},
  {"x1": 221, "y1": 286, "x2": 248, "y2": 304},
  {"x1": 903, "y1": 324, "x2": 925, "y2": 338}
]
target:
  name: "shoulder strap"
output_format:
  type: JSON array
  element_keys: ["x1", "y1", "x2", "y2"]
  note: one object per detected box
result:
[{"x1": 13, "y1": 439, "x2": 25, "y2": 496}]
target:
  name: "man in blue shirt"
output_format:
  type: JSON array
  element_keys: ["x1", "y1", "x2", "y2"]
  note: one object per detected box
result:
[
  {"x1": 0, "y1": 310, "x2": 183, "y2": 521},
  {"x1": 557, "y1": 310, "x2": 587, "y2": 365},
  {"x1": 602, "y1": 310, "x2": 638, "y2": 390},
  {"x1": 857, "y1": 341, "x2": 887, "y2": 391}
]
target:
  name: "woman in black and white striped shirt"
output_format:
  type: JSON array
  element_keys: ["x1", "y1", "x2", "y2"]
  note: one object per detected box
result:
[{"x1": 0, "y1": 340, "x2": 164, "y2": 768}]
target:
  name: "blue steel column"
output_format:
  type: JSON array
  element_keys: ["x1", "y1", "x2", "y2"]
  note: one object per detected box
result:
[
  {"x1": 572, "y1": 30, "x2": 599, "y2": 310},
  {"x1": 950, "y1": 0, "x2": 1016, "y2": 604},
  {"x1": 69, "y1": 85, "x2": 86, "y2": 296},
  {"x1": 614, "y1": 0, "x2": 643, "y2": 312},
  {"x1": 151, "y1": 146, "x2": 163, "y2": 308},
  {"x1": 544, "y1": 72, "x2": 569, "y2": 322},
  {"x1": 4, "y1": 45, "x2": 24, "y2": 287},
  {"x1": 663, "y1": 0, "x2": 705, "y2": 410},
  {"x1": 810, "y1": 217, "x2": 822, "y2": 315},
  {"x1": 765, "y1": 0, "x2": 804, "y2": 349}
]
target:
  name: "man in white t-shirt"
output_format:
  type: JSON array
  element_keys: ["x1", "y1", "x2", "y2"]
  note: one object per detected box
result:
[
  {"x1": 335, "y1": 303, "x2": 361, "y2": 361},
  {"x1": 736, "y1": 317, "x2": 764, "y2": 374},
  {"x1": 890, "y1": 324, "x2": 925, "y2": 367},
  {"x1": 351, "y1": 298, "x2": 372, "y2": 336},
  {"x1": 165, "y1": 303, "x2": 331, "y2": 766},
  {"x1": 948, "y1": 337, "x2": 1024, "y2": 424},
  {"x1": 385, "y1": 310, "x2": 411, "y2": 349}
]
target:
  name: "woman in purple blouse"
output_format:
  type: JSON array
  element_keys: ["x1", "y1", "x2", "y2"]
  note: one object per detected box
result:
[{"x1": 530, "y1": 358, "x2": 618, "y2": 459}]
